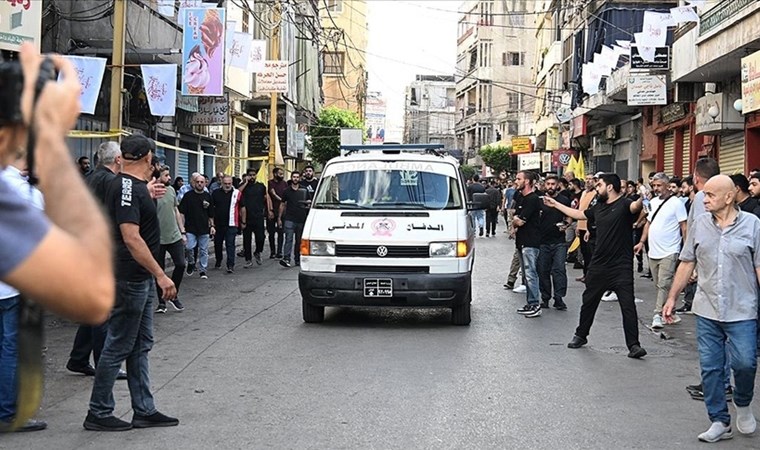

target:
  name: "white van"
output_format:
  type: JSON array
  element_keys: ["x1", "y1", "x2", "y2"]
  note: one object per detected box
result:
[{"x1": 297, "y1": 144, "x2": 486, "y2": 325}]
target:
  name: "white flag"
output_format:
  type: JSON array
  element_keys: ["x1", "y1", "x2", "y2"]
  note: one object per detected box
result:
[
  {"x1": 157, "y1": 0, "x2": 174, "y2": 16},
  {"x1": 62, "y1": 56, "x2": 106, "y2": 115},
  {"x1": 249, "y1": 40, "x2": 267, "y2": 73},
  {"x1": 640, "y1": 11, "x2": 670, "y2": 47},
  {"x1": 615, "y1": 40, "x2": 631, "y2": 49},
  {"x1": 140, "y1": 64, "x2": 177, "y2": 116},
  {"x1": 226, "y1": 21, "x2": 237, "y2": 56},
  {"x1": 582, "y1": 63, "x2": 602, "y2": 95},
  {"x1": 670, "y1": 6, "x2": 700, "y2": 24},
  {"x1": 636, "y1": 45, "x2": 657, "y2": 63},
  {"x1": 228, "y1": 32, "x2": 253, "y2": 70}
]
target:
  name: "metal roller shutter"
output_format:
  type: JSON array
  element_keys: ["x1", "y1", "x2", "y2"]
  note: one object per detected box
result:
[
  {"x1": 719, "y1": 132, "x2": 745, "y2": 175},
  {"x1": 663, "y1": 131, "x2": 675, "y2": 175},
  {"x1": 177, "y1": 152, "x2": 189, "y2": 182},
  {"x1": 681, "y1": 129, "x2": 691, "y2": 177}
]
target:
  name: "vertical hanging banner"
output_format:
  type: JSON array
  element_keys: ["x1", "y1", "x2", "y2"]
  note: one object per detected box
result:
[
  {"x1": 225, "y1": 21, "x2": 237, "y2": 58},
  {"x1": 140, "y1": 64, "x2": 177, "y2": 116},
  {"x1": 255, "y1": 61, "x2": 289, "y2": 93},
  {"x1": 0, "y1": 1, "x2": 43, "y2": 51},
  {"x1": 249, "y1": 40, "x2": 267, "y2": 73},
  {"x1": 63, "y1": 56, "x2": 107, "y2": 115},
  {"x1": 182, "y1": 7, "x2": 226, "y2": 96},
  {"x1": 228, "y1": 32, "x2": 253, "y2": 70}
]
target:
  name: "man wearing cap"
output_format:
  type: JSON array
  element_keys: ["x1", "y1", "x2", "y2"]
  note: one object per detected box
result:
[{"x1": 85, "y1": 134, "x2": 179, "y2": 432}]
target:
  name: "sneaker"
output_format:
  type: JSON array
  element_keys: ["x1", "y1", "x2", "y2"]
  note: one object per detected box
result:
[
  {"x1": 227, "y1": 267, "x2": 234, "y2": 274},
  {"x1": 512, "y1": 285, "x2": 527, "y2": 294},
  {"x1": 686, "y1": 383, "x2": 702, "y2": 393},
  {"x1": 554, "y1": 301, "x2": 568, "y2": 311},
  {"x1": 236, "y1": 250, "x2": 245, "y2": 258},
  {"x1": 254, "y1": 252, "x2": 262, "y2": 265},
  {"x1": 627, "y1": 345, "x2": 647, "y2": 359},
  {"x1": 540, "y1": 300, "x2": 550, "y2": 309},
  {"x1": 524, "y1": 305, "x2": 542, "y2": 318},
  {"x1": 200, "y1": 272, "x2": 208, "y2": 279},
  {"x1": 244, "y1": 260, "x2": 253, "y2": 268},
  {"x1": 156, "y1": 304, "x2": 167, "y2": 314},
  {"x1": 83, "y1": 412, "x2": 133, "y2": 431},
  {"x1": 279, "y1": 259, "x2": 292, "y2": 268},
  {"x1": 736, "y1": 404, "x2": 757, "y2": 434},
  {"x1": 131, "y1": 411, "x2": 179, "y2": 429},
  {"x1": 665, "y1": 314, "x2": 681, "y2": 324},
  {"x1": 675, "y1": 304, "x2": 692, "y2": 314},
  {"x1": 601, "y1": 291, "x2": 618, "y2": 302},
  {"x1": 698, "y1": 422, "x2": 733, "y2": 443},
  {"x1": 503, "y1": 283, "x2": 514, "y2": 290},
  {"x1": 517, "y1": 304, "x2": 536, "y2": 315},
  {"x1": 169, "y1": 299, "x2": 184, "y2": 311},
  {"x1": 651, "y1": 314, "x2": 664, "y2": 329},
  {"x1": 185, "y1": 264, "x2": 195, "y2": 276}
]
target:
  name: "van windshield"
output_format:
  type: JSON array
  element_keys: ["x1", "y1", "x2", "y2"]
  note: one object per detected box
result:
[{"x1": 313, "y1": 169, "x2": 463, "y2": 210}]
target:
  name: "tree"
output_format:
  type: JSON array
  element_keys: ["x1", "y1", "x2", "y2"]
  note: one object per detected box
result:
[
  {"x1": 478, "y1": 145, "x2": 512, "y2": 175},
  {"x1": 307, "y1": 106, "x2": 364, "y2": 167},
  {"x1": 460, "y1": 164, "x2": 478, "y2": 180}
]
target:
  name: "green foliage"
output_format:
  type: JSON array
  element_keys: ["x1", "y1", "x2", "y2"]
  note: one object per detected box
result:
[
  {"x1": 307, "y1": 106, "x2": 364, "y2": 166},
  {"x1": 478, "y1": 145, "x2": 512, "y2": 175},
  {"x1": 460, "y1": 164, "x2": 478, "y2": 180}
]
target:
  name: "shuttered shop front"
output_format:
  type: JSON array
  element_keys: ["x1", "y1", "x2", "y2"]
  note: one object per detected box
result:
[
  {"x1": 681, "y1": 129, "x2": 691, "y2": 176},
  {"x1": 719, "y1": 132, "x2": 745, "y2": 175},
  {"x1": 663, "y1": 131, "x2": 675, "y2": 175}
]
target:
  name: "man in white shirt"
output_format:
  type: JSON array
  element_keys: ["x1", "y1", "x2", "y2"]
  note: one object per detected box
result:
[{"x1": 634, "y1": 172, "x2": 687, "y2": 329}]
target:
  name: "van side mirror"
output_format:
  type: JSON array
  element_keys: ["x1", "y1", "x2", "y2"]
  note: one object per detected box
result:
[{"x1": 467, "y1": 192, "x2": 489, "y2": 211}]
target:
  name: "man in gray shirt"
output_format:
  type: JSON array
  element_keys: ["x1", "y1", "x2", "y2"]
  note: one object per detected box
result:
[{"x1": 664, "y1": 175, "x2": 760, "y2": 443}]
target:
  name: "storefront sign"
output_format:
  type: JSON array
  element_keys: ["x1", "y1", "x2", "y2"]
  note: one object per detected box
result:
[
  {"x1": 546, "y1": 127, "x2": 560, "y2": 151},
  {"x1": 660, "y1": 103, "x2": 688, "y2": 124},
  {"x1": 517, "y1": 153, "x2": 541, "y2": 171},
  {"x1": 630, "y1": 46, "x2": 669, "y2": 70},
  {"x1": 741, "y1": 49, "x2": 760, "y2": 114},
  {"x1": 249, "y1": 125, "x2": 287, "y2": 155},
  {"x1": 627, "y1": 75, "x2": 667, "y2": 106},
  {"x1": 700, "y1": 0, "x2": 755, "y2": 37},
  {"x1": 695, "y1": 92, "x2": 745, "y2": 135},
  {"x1": 255, "y1": 60, "x2": 289, "y2": 93},
  {"x1": 511, "y1": 136, "x2": 533, "y2": 154},
  {"x1": 552, "y1": 149, "x2": 575, "y2": 167},
  {"x1": 177, "y1": 91, "x2": 199, "y2": 112},
  {"x1": 572, "y1": 115, "x2": 587, "y2": 137},
  {"x1": 191, "y1": 94, "x2": 229, "y2": 125}
]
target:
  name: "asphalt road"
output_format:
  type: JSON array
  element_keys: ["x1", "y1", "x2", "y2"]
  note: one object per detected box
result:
[{"x1": 2, "y1": 229, "x2": 759, "y2": 449}]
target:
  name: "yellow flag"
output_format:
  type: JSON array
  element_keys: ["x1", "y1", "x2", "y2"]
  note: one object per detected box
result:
[
  {"x1": 576, "y1": 153, "x2": 585, "y2": 180},
  {"x1": 256, "y1": 162, "x2": 269, "y2": 184},
  {"x1": 567, "y1": 155, "x2": 578, "y2": 176}
]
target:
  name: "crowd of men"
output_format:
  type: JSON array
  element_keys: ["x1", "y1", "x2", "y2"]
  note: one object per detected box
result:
[{"x1": 471, "y1": 159, "x2": 760, "y2": 443}]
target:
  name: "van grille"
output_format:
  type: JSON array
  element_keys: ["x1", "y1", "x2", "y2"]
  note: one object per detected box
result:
[
  {"x1": 335, "y1": 245, "x2": 429, "y2": 258},
  {"x1": 335, "y1": 265, "x2": 429, "y2": 273}
]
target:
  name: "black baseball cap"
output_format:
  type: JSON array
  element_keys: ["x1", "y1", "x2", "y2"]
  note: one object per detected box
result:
[{"x1": 121, "y1": 134, "x2": 156, "y2": 161}]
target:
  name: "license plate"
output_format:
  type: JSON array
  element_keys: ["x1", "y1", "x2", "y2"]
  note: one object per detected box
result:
[{"x1": 363, "y1": 278, "x2": 393, "y2": 297}]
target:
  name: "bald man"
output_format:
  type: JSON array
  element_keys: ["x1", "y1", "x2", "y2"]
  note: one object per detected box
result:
[{"x1": 664, "y1": 175, "x2": 760, "y2": 442}]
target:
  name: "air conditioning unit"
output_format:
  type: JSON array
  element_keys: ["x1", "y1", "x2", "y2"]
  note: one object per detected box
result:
[{"x1": 605, "y1": 125, "x2": 616, "y2": 140}]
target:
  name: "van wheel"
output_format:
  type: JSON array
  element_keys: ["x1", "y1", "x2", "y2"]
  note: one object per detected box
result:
[
  {"x1": 451, "y1": 287, "x2": 472, "y2": 326},
  {"x1": 302, "y1": 299, "x2": 325, "y2": 323}
]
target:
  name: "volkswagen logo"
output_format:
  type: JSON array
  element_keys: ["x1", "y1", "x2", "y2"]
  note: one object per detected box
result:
[{"x1": 376, "y1": 246, "x2": 389, "y2": 257}]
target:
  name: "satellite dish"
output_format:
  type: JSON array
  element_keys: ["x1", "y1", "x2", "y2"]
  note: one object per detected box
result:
[{"x1": 556, "y1": 107, "x2": 573, "y2": 124}]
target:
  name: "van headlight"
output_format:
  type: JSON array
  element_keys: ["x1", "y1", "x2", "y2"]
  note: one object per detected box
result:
[
  {"x1": 430, "y1": 242, "x2": 457, "y2": 257},
  {"x1": 309, "y1": 240, "x2": 336, "y2": 256}
]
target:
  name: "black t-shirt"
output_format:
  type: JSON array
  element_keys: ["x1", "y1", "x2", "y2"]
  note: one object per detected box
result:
[
  {"x1": 282, "y1": 186, "x2": 308, "y2": 223},
  {"x1": 86, "y1": 166, "x2": 116, "y2": 206},
  {"x1": 540, "y1": 193, "x2": 571, "y2": 244},
  {"x1": 466, "y1": 182, "x2": 486, "y2": 201},
  {"x1": 299, "y1": 178, "x2": 319, "y2": 199},
  {"x1": 107, "y1": 174, "x2": 160, "y2": 282},
  {"x1": 515, "y1": 191, "x2": 541, "y2": 248},
  {"x1": 738, "y1": 196, "x2": 760, "y2": 218},
  {"x1": 242, "y1": 182, "x2": 267, "y2": 218},
  {"x1": 211, "y1": 188, "x2": 234, "y2": 225},
  {"x1": 178, "y1": 190, "x2": 214, "y2": 234},
  {"x1": 584, "y1": 196, "x2": 637, "y2": 271}
]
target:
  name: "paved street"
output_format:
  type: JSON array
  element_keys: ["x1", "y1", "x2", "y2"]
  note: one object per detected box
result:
[{"x1": 3, "y1": 229, "x2": 759, "y2": 449}]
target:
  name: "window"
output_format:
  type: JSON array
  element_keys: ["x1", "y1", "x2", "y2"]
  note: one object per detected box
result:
[
  {"x1": 325, "y1": 0, "x2": 342, "y2": 13},
  {"x1": 507, "y1": 120, "x2": 518, "y2": 135},
  {"x1": 242, "y1": 10, "x2": 249, "y2": 33},
  {"x1": 503, "y1": 52, "x2": 524, "y2": 66},
  {"x1": 508, "y1": 93, "x2": 521, "y2": 110},
  {"x1": 323, "y1": 52, "x2": 344, "y2": 75}
]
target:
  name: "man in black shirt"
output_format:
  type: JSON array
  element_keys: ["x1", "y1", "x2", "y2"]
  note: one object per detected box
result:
[
  {"x1": 299, "y1": 164, "x2": 319, "y2": 199},
  {"x1": 730, "y1": 174, "x2": 760, "y2": 218},
  {"x1": 484, "y1": 180, "x2": 503, "y2": 237},
  {"x1": 544, "y1": 173, "x2": 647, "y2": 358},
  {"x1": 211, "y1": 176, "x2": 240, "y2": 273},
  {"x1": 278, "y1": 171, "x2": 309, "y2": 268},
  {"x1": 179, "y1": 174, "x2": 214, "y2": 279},
  {"x1": 513, "y1": 170, "x2": 543, "y2": 318},
  {"x1": 85, "y1": 134, "x2": 178, "y2": 431},
  {"x1": 537, "y1": 174, "x2": 571, "y2": 311},
  {"x1": 467, "y1": 174, "x2": 487, "y2": 236},
  {"x1": 240, "y1": 167, "x2": 271, "y2": 267}
]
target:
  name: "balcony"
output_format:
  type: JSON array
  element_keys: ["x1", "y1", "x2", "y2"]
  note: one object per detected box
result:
[{"x1": 536, "y1": 41, "x2": 562, "y2": 85}]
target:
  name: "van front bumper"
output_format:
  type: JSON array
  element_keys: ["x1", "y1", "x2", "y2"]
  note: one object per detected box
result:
[{"x1": 298, "y1": 271, "x2": 471, "y2": 308}]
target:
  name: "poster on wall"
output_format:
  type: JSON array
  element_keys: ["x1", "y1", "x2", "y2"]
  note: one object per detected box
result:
[
  {"x1": 627, "y1": 75, "x2": 667, "y2": 106},
  {"x1": 181, "y1": 7, "x2": 226, "y2": 96},
  {"x1": 0, "y1": 1, "x2": 42, "y2": 51},
  {"x1": 741, "y1": 49, "x2": 760, "y2": 114}
]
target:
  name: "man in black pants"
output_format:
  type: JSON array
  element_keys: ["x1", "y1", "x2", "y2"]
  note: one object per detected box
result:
[
  {"x1": 211, "y1": 176, "x2": 240, "y2": 273},
  {"x1": 267, "y1": 167, "x2": 288, "y2": 258},
  {"x1": 543, "y1": 173, "x2": 647, "y2": 358},
  {"x1": 239, "y1": 167, "x2": 271, "y2": 267},
  {"x1": 484, "y1": 180, "x2": 503, "y2": 237},
  {"x1": 537, "y1": 174, "x2": 571, "y2": 310}
]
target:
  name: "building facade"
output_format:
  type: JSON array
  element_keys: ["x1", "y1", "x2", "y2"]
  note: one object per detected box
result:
[{"x1": 403, "y1": 75, "x2": 457, "y2": 150}]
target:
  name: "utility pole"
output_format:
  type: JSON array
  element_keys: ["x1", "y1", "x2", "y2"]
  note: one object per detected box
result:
[
  {"x1": 268, "y1": 1, "x2": 281, "y2": 168},
  {"x1": 109, "y1": 0, "x2": 127, "y2": 136}
]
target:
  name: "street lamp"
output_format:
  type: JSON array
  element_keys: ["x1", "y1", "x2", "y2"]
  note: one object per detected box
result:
[{"x1": 707, "y1": 104, "x2": 720, "y2": 122}]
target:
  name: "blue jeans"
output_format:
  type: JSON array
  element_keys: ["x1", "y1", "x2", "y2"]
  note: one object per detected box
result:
[
  {"x1": 89, "y1": 280, "x2": 157, "y2": 418},
  {"x1": 538, "y1": 243, "x2": 568, "y2": 303},
  {"x1": 214, "y1": 226, "x2": 238, "y2": 269},
  {"x1": 470, "y1": 210, "x2": 485, "y2": 229},
  {"x1": 697, "y1": 316, "x2": 757, "y2": 425},
  {"x1": 282, "y1": 220, "x2": 304, "y2": 263},
  {"x1": 0, "y1": 296, "x2": 19, "y2": 422},
  {"x1": 186, "y1": 233, "x2": 209, "y2": 272},
  {"x1": 518, "y1": 247, "x2": 540, "y2": 306}
]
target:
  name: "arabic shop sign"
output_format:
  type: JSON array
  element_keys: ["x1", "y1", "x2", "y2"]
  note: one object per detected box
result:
[
  {"x1": 255, "y1": 60, "x2": 289, "y2": 93},
  {"x1": 699, "y1": 0, "x2": 755, "y2": 37},
  {"x1": 630, "y1": 46, "x2": 669, "y2": 70},
  {"x1": 190, "y1": 94, "x2": 229, "y2": 125},
  {"x1": 177, "y1": 91, "x2": 199, "y2": 112}
]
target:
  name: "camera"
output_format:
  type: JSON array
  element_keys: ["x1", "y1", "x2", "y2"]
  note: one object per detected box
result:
[{"x1": 0, "y1": 58, "x2": 57, "y2": 127}]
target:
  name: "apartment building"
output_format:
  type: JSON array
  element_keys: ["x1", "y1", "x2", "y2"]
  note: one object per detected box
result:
[{"x1": 404, "y1": 75, "x2": 457, "y2": 150}]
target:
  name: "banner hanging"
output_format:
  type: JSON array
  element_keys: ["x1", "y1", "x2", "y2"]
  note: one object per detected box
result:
[
  {"x1": 182, "y1": 7, "x2": 226, "y2": 96},
  {"x1": 140, "y1": 64, "x2": 177, "y2": 116},
  {"x1": 63, "y1": 56, "x2": 107, "y2": 115},
  {"x1": 249, "y1": 40, "x2": 267, "y2": 73},
  {"x1": 228, "y1": 32, "x2": 253, "y2": 70}
]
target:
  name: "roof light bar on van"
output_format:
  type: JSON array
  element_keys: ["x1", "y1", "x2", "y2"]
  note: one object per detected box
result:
[{"x1": 340, "y1": 144, "x2": 446, "y2": 157}]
